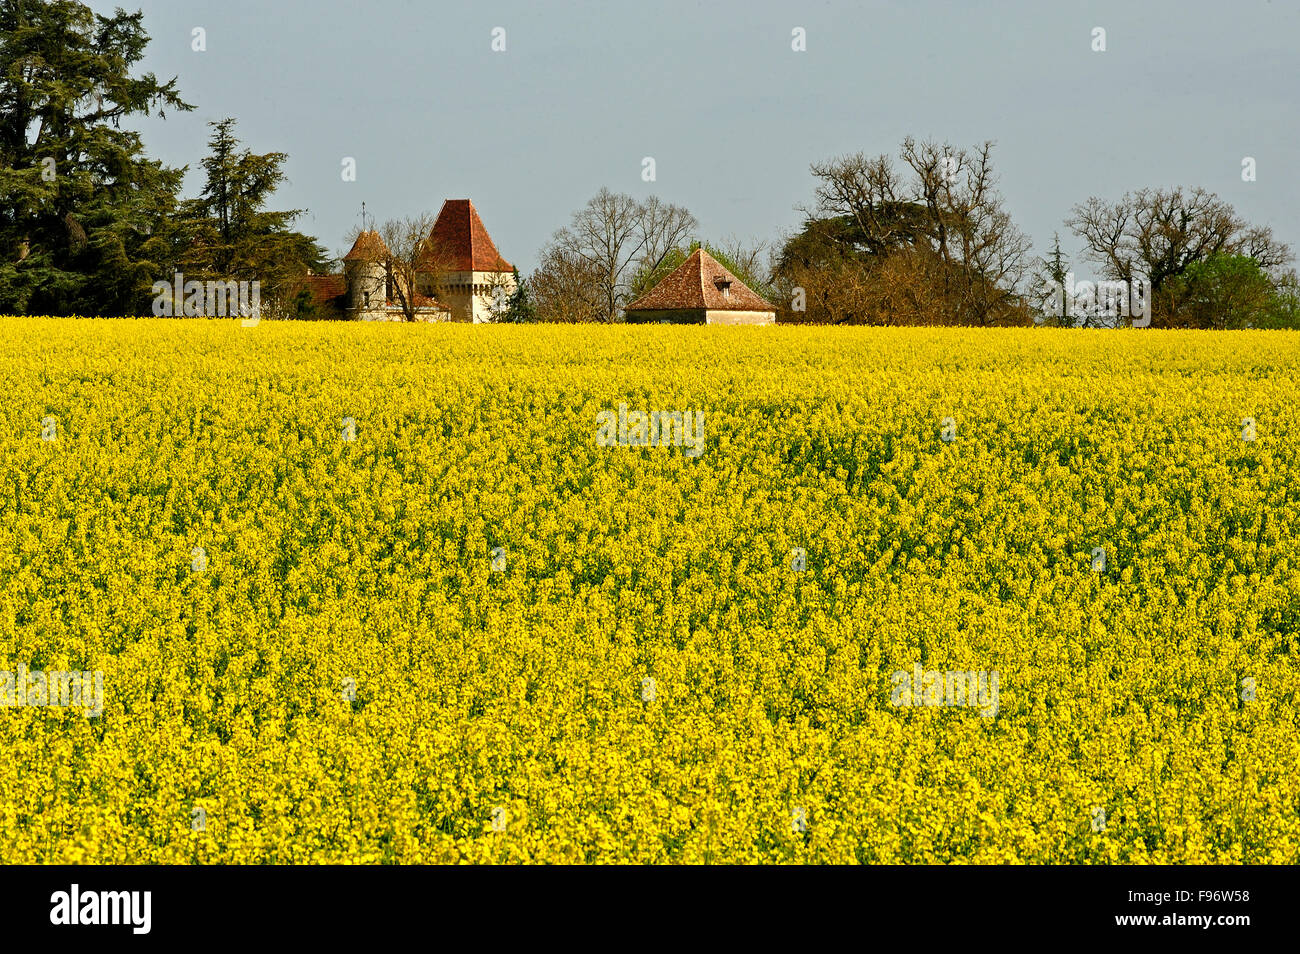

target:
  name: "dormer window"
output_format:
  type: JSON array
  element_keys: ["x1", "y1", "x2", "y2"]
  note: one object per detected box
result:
[{"x1": 714, "y1": 277, "x2": 732, "y2": 300}]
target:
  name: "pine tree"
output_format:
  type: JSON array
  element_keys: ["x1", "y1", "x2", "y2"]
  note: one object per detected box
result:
[
  {"x1": 173, "y1": 118, "x2": 328, "y2": 310},
  {"x1": 1036, "y1": 233, "x2": 1073, "y2": 326},
  {"x1": 0, "y1": 0, "x2": 192, "y2": 314}
]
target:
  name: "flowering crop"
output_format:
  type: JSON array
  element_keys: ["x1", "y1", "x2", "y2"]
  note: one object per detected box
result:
[{"x1": 1, "y1": 318, "x2": 1298, "y2": 863}]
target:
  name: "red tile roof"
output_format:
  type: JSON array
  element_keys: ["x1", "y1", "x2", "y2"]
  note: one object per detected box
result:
[
  {"x1": 625, "y1": 248, "x2": 774, "y2": 312},
  {"x1": 426, "y1": 199, "x2": 512, "y2": 272},
  {"x1": 343, "y1": 230, "x2": 390, "y2": 262},
  {"x1": 282, "y1": 274, "x2": 347, "y2": 319},
  {"x1": 298, "y1": 274, "x2": 346, "y2": 302}
]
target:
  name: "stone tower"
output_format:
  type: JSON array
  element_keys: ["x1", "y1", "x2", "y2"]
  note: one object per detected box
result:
[
  {"x1": 342, "y1": 230, "x2": 390, "y2": 321},
  {"x1": 422, "y1": 200, "x2": 516, "y2": 322}
]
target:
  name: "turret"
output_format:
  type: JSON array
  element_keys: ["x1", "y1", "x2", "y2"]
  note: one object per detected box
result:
[{"x1": 342, "y1": 230, "x2": 390, "y2": 319}]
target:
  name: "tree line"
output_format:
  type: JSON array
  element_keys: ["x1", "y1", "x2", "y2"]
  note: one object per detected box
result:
[
  {"x1": 503, "y1": 147, "x2": 1298, "y2": 329},
  {"x1": 3, "y1": 0, "x2": 1295, "y2": 328}
]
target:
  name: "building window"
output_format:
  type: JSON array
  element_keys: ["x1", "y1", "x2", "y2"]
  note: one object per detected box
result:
[{"x1": 364, "y1": 291, "x2": 370, "y2": 307}]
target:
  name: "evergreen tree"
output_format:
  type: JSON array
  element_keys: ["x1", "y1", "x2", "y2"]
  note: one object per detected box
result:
[
  {"x1": 172, "y1": 118, "x2": 328, "y2": 308},
  {"x1": 0, "y1": 0, "x2": 192, "y2": 314},
  {"x1": 497, "y1": 267, "x2": 538, "y2": 322},
  {"x1": 1034, "y1": 233, "x2": 1074, "y2": 326}
]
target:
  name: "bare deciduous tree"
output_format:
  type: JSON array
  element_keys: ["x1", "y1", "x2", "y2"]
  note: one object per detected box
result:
[
  {"x1": 1064, "y1": 186, "x2": 1293, "y2": 326},
  {"x1": 533, "y1": 188, "x2": 697, "y2": 322},
  {"x1": 713, "y1": 235, "x2": 772, "y2": 296},
  {"x1": 530, "y1": 244, "x2": 604, "y2": 324},
  {"x1": 806, "y1": 151, "x2": 918, "y2": 258},
  {"x1": 900, "y1": 137, "x2": 1032, "y2": 323}
]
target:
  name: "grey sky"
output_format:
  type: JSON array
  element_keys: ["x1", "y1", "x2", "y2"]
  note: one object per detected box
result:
[{"x1": 122, "y1": 0, "x2": 1300, "y2": 277}]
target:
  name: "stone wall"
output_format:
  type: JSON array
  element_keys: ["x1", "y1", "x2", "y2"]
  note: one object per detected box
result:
[
  {"x1": 624, "y1": 309, "x2": 707, "y2": 324},
  {"x1": 704, "y1": 309, "x2": 775, "y2": 326},
  {"x1": 625, "y1": 308, "x2": 774, "y2": 325},
  {"x1": 420, "y1": 270, "x2": 517, "y2": 322}
]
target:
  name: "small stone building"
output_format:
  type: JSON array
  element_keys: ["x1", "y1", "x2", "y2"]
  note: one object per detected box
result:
[
  {"x1": 623, "y1": 248, "x2": 775, "y2": 325},
  {"x1": 294, "y1": 199, "x2": 515, "y2": 322}
]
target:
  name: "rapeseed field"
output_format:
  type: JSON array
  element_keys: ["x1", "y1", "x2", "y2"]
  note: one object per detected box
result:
[{"x1": 1, "y1": 319, "x2": 1297, "y2": 863}]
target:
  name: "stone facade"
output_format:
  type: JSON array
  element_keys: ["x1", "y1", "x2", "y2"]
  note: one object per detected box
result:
[
  {"x1": 416, "y1": 270, "x2": 516, "y2": 323},
  {"x1": 625, "y1": 308, "x2": 774, "y2": 325}
]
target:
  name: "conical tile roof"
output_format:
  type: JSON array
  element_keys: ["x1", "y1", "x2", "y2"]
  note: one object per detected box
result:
[{"x1": 343, "y1": 229, "x2": 390, "y2": 262}]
